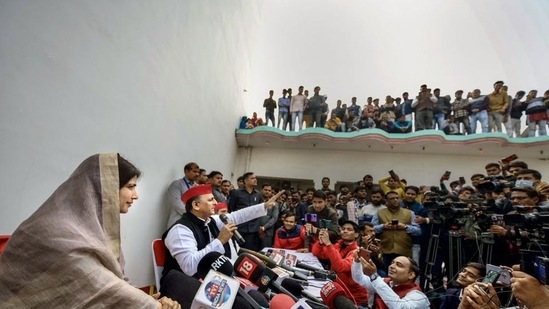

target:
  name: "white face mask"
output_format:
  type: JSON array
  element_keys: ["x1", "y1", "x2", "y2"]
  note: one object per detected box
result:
[{"x1": 515, "y1": 179, "x2": 534, "y2": 188}]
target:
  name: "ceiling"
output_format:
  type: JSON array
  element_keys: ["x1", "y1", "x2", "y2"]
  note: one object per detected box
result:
[{"x1": 235, "y1": 127, "x2": 549, "y2": 161}]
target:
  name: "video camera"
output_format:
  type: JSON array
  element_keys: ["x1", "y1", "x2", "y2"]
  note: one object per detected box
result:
[
  {"x1": 477, "y1": 175, "x2": 514, "y2": 194},
  {"x1": 424, "y1": 191, "x2": 470, "y2": 226},
  {"x1": 504, "y1": 206, "x2": 549, "y2": 229},
  {"x1": 520, "y1": 249, "x2": 549, "y2": 284}
]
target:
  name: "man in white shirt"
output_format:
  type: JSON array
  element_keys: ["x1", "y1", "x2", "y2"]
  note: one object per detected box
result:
[
  {"x1": 352, "y1": 252, "x2": 429, "y2": 308},
  {"x1": 162, "y1": 184, "x2": 283, "y2": 277}
]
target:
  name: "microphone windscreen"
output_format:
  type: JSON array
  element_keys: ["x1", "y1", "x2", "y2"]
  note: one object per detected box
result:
[
  {"x1": 280, "y1": 278, "x2": 304, "y2": 298},
  {"x1": 234, "y1": 253, "x2": 266, "y2": 282},
  {"x1": 269, "y1": 293, "x2": 296, "y2": 309},
  {"x1": 232, "y1": 295, "x2": 254, "y2": 309},
  {"x1": 159, "y1": 269, "x2": 201, "y2": 309},
  {"x1": 333, "y1": 295, "x2": 357, "y2": 309},
  {"x1": 248, "y1": 290, "x2": 270, "y2": 308},
  {"x1": 320, "y1": 281, "x2": 348, "y2": 309},
  {"x1": 197, "y1": 251, "x2": 234, "y2": 279}
]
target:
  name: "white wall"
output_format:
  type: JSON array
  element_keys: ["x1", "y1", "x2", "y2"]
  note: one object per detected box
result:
[
  {"x1": 0, "y1": 1, "x2": 263, "y2": 286},
  {"x1": 236, "y1": 147, "x2": 549, "y2": 190}
]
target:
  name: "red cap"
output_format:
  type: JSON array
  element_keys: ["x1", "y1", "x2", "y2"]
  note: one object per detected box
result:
[
  {"x1": 269, "y1": 294, "x2": 296, "y2": 309},
  {"x1": 320, "y1": 281, "x2": 347, "y2": 309},
  {"x1": 214, "y1": 202, "x2": 228, "y2": 213},
  {"x1": 181, "y1": 185, "x2": 212, "y2": 204}
]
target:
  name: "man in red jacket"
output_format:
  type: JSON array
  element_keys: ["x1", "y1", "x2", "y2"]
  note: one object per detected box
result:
[
  {"x1": 273, "y1": 212, "x2": 306, "y2": 250},
  {"x1": 312, "y1": 220, "x2": 368, "y2": 307}
]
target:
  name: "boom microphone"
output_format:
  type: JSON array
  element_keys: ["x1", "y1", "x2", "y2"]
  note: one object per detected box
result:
[
  {"x1": 320, "y1": 281, "x2": 355, "y2": 309},
  {"x1": 220, "y1": 214, "x2": 246, "y2": 245}
]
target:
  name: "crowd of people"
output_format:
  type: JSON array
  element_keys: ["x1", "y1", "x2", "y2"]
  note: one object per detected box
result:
[
  {"x1": 245, "y1": 82, "x2": 549, "y2": 137},
  {"x1": 3, "y1": 154, "x2": 549, "y2": 308},
  {"x1": 161, "y1": 159, "x2": 549, "y2": 308}
]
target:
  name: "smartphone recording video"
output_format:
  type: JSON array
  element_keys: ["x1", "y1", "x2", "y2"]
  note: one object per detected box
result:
[
  {"x1": 501, "y1": 154, "x2": 518, "y2": 164},
  {"x1": 482, "y1": 269, "x2": 501, "y2": 285},
  {"x1": 359, "y1": 248, "x2": 371, "y2": 261}
]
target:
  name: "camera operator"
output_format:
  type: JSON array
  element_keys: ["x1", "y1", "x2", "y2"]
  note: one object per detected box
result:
[
  {"x1": 469, "y1": 174, "x2": 486, "y2": 198},
  {"x1": 456, "y1": 185, "x2": 484, "y2": 244},
  {"x1": 477, "y1": 173, "x2": 513, "y2": 215},
  {"x1": 488, "y1": 186, "x2": 541, "y2": 266},
  {"x1": 438, "y1": 171, "x2": 465, "y2": 197},
  {"x1": 502, "y1": 160, "x2": 528, "y2": 179},
  {"x1": 515, "y1": 168, "x2": 549, "y2": 205},
  {"x1": 485, "y1": 162, "x2": 502, "y2": 177}
]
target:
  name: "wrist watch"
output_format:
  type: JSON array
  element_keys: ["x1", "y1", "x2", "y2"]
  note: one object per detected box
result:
[{"x1": 369, "y1": 273, "x2": 379, "y2": 281}]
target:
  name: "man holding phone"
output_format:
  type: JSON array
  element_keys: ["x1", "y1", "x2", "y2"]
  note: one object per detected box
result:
[
  {"x1": 372, "y1": 191, "x2": 421, "y2": 267},
  {"x1": 312, "y1": 220, "x2": 368, "y2": 307},
  {"x1": 440, "y1": 262, "x2": 485, "y2": 309},
  {"x1": 301, "y1": 190, "x2": 339, "y2": 252}
]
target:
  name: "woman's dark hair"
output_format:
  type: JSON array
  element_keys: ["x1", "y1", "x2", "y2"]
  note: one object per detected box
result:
[{"x1": 118, "y1": 154, "x2": 141, "y2": 189}]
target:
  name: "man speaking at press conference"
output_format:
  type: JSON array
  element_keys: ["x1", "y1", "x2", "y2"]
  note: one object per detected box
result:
[{"x1": 161, "y1": 185, "x2": 283, "y2": 279}]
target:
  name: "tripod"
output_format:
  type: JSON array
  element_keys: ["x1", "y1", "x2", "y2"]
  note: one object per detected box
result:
[
  {"x1": 422, "y1": 222, "x2": 442, "y2": 292},
  {"x1": 478, "y1": 232, "x2": 495, "y2": 265},
  {"x1": 448, "y1": 230, "x2": 463, "y2": 283}
]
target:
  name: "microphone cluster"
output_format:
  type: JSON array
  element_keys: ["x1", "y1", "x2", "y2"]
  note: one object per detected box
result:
[{"x1": 178, "y1": 248, "x2": 342, "y2": 309}]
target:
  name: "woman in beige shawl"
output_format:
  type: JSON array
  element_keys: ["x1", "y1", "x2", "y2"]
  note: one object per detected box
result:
[{"x1": 0, "y1": 153, "x2": 180, "y2": 308}]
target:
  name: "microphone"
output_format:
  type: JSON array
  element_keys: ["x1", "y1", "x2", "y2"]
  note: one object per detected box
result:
[
  {"x1": 238, "y1": 248, "x2": 309, "y2": 281},
  {"x1": 320, "y1": 281, "x2": 355, "y2": 309},
  {"x1": 237, "y1": 288, "x2": 265, "y2": 309},
  {"x1": 197, "y1": 252, "x2": 265, "y2": 309},
  {"x1": 283, "y1": 277, "x2": 309, "y2": 287},
  {"x1": 197, "y1": 251, "x2": 234, "y2": 278},
  {"x1": 159, "y1": 269, "x2": 202, "y2": 309},
  {"x1": 269, "y1": 294, "x2": 296, "y2": 309},
  {"x1": 281, "y1": 278, "x2": 328, "y2": 309},
  {"x1": 192, "y1": 269, "x2": 240, "y2": 308},
  {"x1": 233, "y1": 295, "x2": 254, "y2": 309},
  {"x1": 294, "y1": 261, "x2": 337, "y2": 281},
  {"x1": 234, "y1": 253, "x2": 279, "y2": 292},
  {"x1": 234, "y1": 253, "x2": 299, "y2": 302},
  {"x1": 296, "y1": 260, "x2": 324, "y2": 272},
  {"x1": 220, "y1": 214, "x2": 245, "y2": 245},
  {"x1": 248, "y1": 290, "x2": 269, "y2": 308}
]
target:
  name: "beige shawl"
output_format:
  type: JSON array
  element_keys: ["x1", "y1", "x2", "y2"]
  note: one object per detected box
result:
[{"x1": 0, "y1": 153, "x2": 158, "y2": 308}]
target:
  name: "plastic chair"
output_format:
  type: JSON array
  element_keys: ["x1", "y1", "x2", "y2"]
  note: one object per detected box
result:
[
  {"x1": 0, "y1": 235, "x2": 10, "y2": 255},
  {"x1": 151, "y1": 238, "x2": 166, "y2": 291}
]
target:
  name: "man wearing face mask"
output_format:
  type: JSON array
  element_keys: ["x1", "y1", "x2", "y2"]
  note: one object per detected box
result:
[{"x1": 515, "y1": 169, "x2": 549, "y2": 205}]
